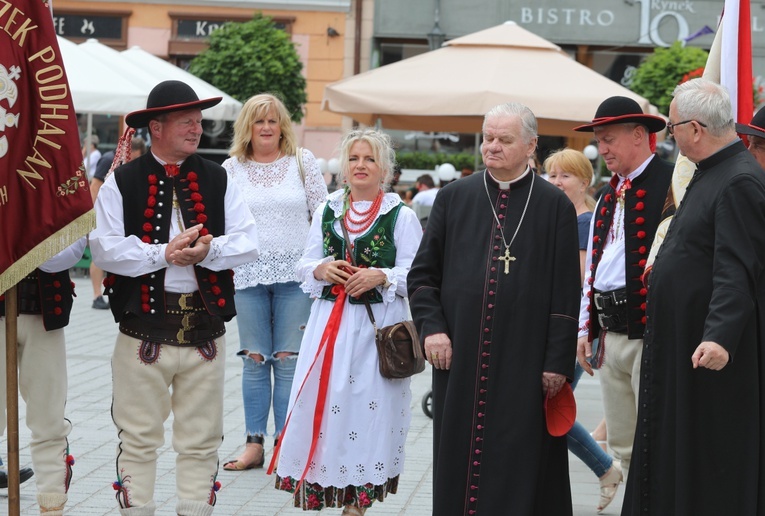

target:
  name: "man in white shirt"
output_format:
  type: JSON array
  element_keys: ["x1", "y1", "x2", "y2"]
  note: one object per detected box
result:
[
  {"x1": 91, "y1": 80, "x2": 259, "y2": 516},
  {"x1": 573, "y1": 96, "x2": 673, "y2": 483},
  {"x1": 411, "y1": 174, "x2": 438, "y2": 225},
  {"x1": 0, "y1": 238, "x2": 87, "y2": 515},
  {"x1": 81, "y1": 134, "x2": 101, "y2": 180}
]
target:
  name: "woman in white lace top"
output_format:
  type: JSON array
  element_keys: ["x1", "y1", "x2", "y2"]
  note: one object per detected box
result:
[{"x1": 221, "y1": 94, "x2": 328, "y2": 471}]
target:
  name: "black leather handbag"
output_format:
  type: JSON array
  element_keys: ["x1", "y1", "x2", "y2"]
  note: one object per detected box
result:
[{"x1": 340, "y1": 224, "x2": 424, "y2": 379}]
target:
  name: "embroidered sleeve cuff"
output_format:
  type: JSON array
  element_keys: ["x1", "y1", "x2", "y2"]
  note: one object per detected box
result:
[
  {"x1": 148, "y1": 244, "x2": 165, "y2": 268},
  {"x1": 207, "y1": 241, "x2": 223, "y2": 263},
  {"x1": 300, "y1": 256, "x2": 333, "y2": 297},
  {"x1": 378, "y1": 270, "x2": 397, "y2": 303}
]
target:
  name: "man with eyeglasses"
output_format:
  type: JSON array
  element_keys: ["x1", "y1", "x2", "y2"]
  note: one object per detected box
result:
[
  {"x1": 573, "y1": 96, "x2": 673, "y2": 498},
  {"x1": 623, "y1": 78, "x2": 765, "y2": 515},
  {"x1": 736, "y1": 106, "x2": 765, "y2": 169}
]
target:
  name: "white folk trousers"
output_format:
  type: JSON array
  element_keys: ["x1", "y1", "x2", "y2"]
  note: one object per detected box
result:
[
  {"x1": 111, "y1": 333, "x2": 225, "y2": 516},
  {"x1": 0, "y1": 314, "x2": 71, "y2": 512}
]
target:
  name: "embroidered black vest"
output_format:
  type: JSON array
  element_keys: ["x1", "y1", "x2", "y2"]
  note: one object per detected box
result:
[
  {"x1": 586, "y1": 156, "x2": 674, "y2": 341},
  {"x1": 0, "y1": 269, "x2": 74, "y2": 331},
  {"x1": 319, "y1": 202, "x2": 403, "y2": 304},
  {"x1": 104, "y1": 153, "x2": 237, "y2": 323}
]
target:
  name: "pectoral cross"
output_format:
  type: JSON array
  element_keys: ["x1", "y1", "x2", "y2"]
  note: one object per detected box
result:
[{"x1": 498, "y1": 247, "x2": 516, "y2": 274}]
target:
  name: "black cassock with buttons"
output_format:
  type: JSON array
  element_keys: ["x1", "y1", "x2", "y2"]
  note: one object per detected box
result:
[
  {"x1": 408, "y1": 170, "x2": 580, "y2": 515},
  {"x1": 622, "y1": 141, "x2": 765, "y2": 516}
]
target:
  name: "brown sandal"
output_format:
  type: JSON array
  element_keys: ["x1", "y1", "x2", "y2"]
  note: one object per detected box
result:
[{"x1": 222, "y1": 435, "x2": 264, "y2": 471}]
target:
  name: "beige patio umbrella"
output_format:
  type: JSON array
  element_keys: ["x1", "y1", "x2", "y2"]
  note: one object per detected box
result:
[{"x1": 322, "y1": 21, "x2": 660, "y2": 138}]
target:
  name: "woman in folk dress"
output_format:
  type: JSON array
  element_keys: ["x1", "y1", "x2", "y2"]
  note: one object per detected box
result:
[{"x1": 274, "y1": 129, "x2": 423, "y2": 515}]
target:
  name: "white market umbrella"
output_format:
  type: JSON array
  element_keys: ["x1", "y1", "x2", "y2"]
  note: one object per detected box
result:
[
  {"x1": 58, "y1": 36, "x2": 148, "y2": 115},
  {"x1": 121, "y1": 45, "x2": 242, "y2": 121},
  {"x1": 322, "y1": 21, "x2": 660, "y2": 137}
]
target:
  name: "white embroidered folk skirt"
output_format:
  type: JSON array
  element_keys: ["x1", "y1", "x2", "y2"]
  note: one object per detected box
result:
[{"x1": 276, "y1": 296, "x2": 412, "y2": 491}]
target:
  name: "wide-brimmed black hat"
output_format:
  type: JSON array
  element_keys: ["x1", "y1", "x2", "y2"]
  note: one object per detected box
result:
[
  {"x1": 574, "y1": 96, "x2": 666, "y2": 133},
  {"x1": 125, "y1": 80, "x2": 222, "y2": 128},
  {"x1": 736, "y1": 107, "x2": 765, "y2": 139}
]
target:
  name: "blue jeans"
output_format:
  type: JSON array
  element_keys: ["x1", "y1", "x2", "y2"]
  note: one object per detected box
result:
[
  {"x1": 566, "y1": 362, "x2": 613, "y2": 478},
  {"x1": 235, "y1": 282, "x2": 312, "y2": 438}
]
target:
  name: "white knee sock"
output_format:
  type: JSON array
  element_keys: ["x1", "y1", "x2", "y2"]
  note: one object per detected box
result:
[{"x1": 176, "y1": 499, "x2": 214, "y2": 516}]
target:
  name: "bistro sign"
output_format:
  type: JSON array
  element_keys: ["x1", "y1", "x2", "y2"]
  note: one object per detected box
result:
[{"x1": 517, "y1": 0, "x2": 763, "y2": 47}]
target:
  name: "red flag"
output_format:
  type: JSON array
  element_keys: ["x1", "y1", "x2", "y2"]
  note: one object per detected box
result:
[
  {"x1": 722, "y1": 0, "x2": 753, "y2": 124},
  {"x1": 646, "y1": 1, "x2": 754, "y2": 273},
  {"x1": 0, "y1": 0, "x2": 94, "y2": 293}
]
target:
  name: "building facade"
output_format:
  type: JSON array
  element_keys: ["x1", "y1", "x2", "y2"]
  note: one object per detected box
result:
[
  {"x1": 374, "y1": 0, "x2": 765, "y2": 103},
  {"x1": 52, "y1": 0, "x2": 369, "y2": 160},
  {"x1": 52, "y1": 0, "x2": 764, "y2": 163}
]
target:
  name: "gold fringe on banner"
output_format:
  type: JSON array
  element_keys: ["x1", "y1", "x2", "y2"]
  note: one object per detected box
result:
[{"x1": 0, "y1": 210, "x2": 96, "y2": 295}]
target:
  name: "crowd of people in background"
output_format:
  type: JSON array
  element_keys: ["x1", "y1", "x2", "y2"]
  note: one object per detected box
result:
[{"x1": 5, "y1": 76, "x2": 764, "y2": 516}]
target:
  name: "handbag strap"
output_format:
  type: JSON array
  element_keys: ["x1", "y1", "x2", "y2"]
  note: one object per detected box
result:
[
  {"x1": 340, "y1": 221, "x2": 378, "y2": 331},
  {"x1": 296, "y1": 146, "x2": 306, "y2": 186},
  {"x1": 296, "y1": 146, "x2": 313, "y2": 223}
]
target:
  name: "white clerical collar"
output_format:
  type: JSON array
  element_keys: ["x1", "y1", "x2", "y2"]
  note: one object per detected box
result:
[{"x1": 488, "y1": 167, "x2": 531, "y2": 190}]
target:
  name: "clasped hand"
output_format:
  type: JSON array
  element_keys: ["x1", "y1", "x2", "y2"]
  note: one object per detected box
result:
[
  {"x1": 166, "y1": 224, "x2": 212, "y2": 267},
  {"x1": 315, "y1": 260, "x2": 386, "y2": 298}
]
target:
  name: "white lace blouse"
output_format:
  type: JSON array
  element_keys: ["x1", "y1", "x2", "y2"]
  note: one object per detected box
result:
[{"x1": 222, "y1": 149, "x2": 328, "y2": 289}]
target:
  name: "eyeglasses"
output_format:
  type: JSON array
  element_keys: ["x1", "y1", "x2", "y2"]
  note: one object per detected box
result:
[{"x1": 666, "y1": 119, "x2": 707, "y2": 135}]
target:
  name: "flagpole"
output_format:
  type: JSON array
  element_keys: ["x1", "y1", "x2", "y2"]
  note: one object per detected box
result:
[{"x1": 4, "y1": 286, "x2": 20, "y2": 516}]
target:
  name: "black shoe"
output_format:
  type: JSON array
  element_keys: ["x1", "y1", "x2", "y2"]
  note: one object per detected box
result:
[
  {"x1": 92, "y1": 295, "x2": 109, "y2": 310},
  {"x1": 0, "y1": 467, "x2": 34, "y2": 489}
]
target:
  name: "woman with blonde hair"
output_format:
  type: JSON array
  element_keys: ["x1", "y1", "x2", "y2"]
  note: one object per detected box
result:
[
  {"x1": 221, "y1": 93, "x2": 328, "y2": 471},
  {"x1": 274, "y1": 128, "x2": 422, "y2": 514},
  {"x1": 545, "y1": 148, "x2": 622, "y2": 513},
  {"x1": 544, "y1": 149, "x2": 596, "y2": 278}
]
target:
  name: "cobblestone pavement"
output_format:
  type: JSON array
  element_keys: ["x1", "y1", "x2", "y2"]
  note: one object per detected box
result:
[{"x1": 0, "y1": 276, "x2": 622, "y2": 515}]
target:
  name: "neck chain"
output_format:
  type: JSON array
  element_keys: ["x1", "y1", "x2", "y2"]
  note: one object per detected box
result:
[
  {"x1": 483, "y1": 171, "x2": 534, "y2": 274},
  {"x1": 173, "y1": 189, "x2": 185, "y2": 233},
  {"x1": 611, "y1": 178, "x2": 631, "y2": 241}
]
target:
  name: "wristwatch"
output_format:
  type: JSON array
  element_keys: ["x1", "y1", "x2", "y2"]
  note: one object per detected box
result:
[{"x1": 381, "y1": 277, "x2": 391, "y2": 288}]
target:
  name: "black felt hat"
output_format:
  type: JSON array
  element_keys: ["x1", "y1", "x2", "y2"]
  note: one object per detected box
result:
[
  {"x1": 736, "y1": 107, "x2": 765, "y2": 139},
  {"x1": 125, "y1": 80, "x2": 222, "y2": 128},
  {"x1": 574, "y1": 96, "x2": 666, "y2": 133}
]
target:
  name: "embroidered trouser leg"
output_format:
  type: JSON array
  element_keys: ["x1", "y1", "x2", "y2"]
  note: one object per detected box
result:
[
  {"x1": 0, "y1": 314, "x2": 72, "y2": 507},
  {"x1": 112, "y1": 333, "x2": 225, "y2": 512},
  {"x1": 598, "y1": 332, "x2": 642, "y2": 480}
]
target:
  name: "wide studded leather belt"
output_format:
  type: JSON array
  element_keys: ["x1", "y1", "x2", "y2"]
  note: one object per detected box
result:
[
  {"x1": 18, "y1": 274, "x2": 41, "y2": 315},
  {"x1": 119, "y1": 291, "x2": 225, "y2": 346},
  {"x1": 593, "y1": 288, "x2": 628, "y2": 334}
]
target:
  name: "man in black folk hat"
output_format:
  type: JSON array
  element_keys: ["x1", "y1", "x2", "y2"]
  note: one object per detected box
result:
[
  {"x1": 737, "y1": 105, "x2": 765, "y2": 170},
  {"x1": 573, "y1": 96, "x2": 673, "y2": 497},
  {"x1": 90, "y1": 80, "x2": 259, "y2": 516}
]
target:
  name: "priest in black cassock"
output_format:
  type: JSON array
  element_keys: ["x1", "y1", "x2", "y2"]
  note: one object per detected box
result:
[
  {"x1": 408, "y1": 103, "x2": 581, "y2": 515},
  {"x1": 622, "y1": 78, "x2": 765, "y2": 515}
]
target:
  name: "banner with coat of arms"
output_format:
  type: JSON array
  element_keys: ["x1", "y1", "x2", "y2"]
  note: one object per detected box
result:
[{"x1": 0, "y1": 0, "x2": 94, "y2": 294}]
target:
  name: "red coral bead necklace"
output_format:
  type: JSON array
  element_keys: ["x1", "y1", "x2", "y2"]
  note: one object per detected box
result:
[{"x1": 344, "y1": 189, "x2": 383, "y2": 234}]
